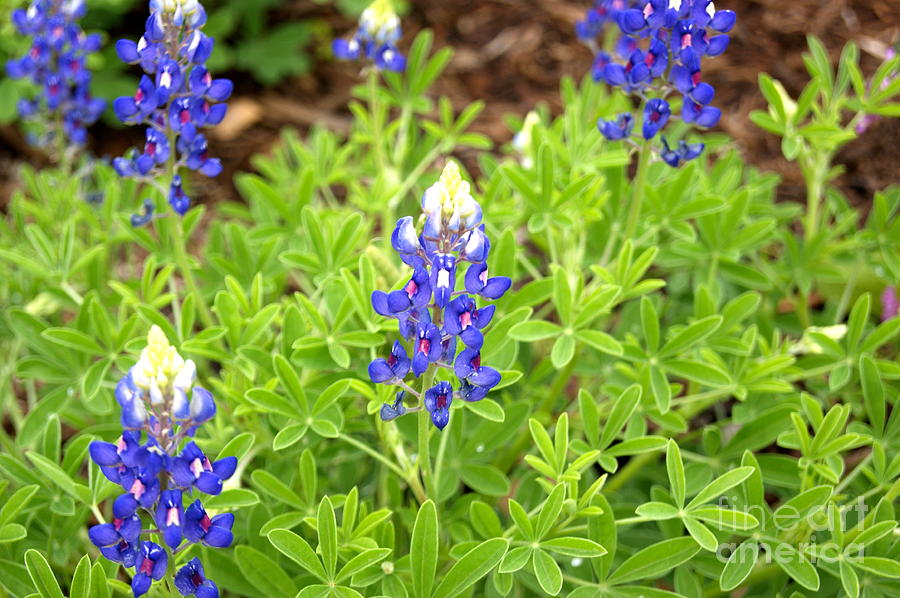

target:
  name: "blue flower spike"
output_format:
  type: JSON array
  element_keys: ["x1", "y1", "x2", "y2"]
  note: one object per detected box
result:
[
  {"x1": 88, "y1": 326, "x2": 235, "y2": 598},
  {"x1": 333, "y1": 0, "x2": 406, "y2": 72},
  {"x1": 577, "y1": 0, "x2": 735, "y2": 166},
  {"x1": 114, "y1": 0, "x2": 230, "y2": 222},
  {"x1": 6, "y1": 0, "x2": 105, "y2": 151},
  {"x1": 369, "y1": 162, "x2": 510, "y2": 431}
]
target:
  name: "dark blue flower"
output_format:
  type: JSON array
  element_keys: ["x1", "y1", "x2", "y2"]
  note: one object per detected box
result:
[
  {"x1": 444, "y1": 295, "x2": 495, "y2": 349},
  {"x1": 454, "y1": 348, "x2": 501, "y2": 401},
  {"x1": 660, "y1": 137, "x2": 704, "y2": 167},
  {"x1": 155, "y1": 489, "x2": 184, "y2": 549},
  {"x1": 412, "y1": 321, "x2": 443, "y2": 377},
  {"x1": 431, "y1": 253, "x2": 457, "y2": 308},
  {"x1": 598, "y1": 113, "x2": 634, "y2": 140},
  {"x1": 99, "y1": 537, "x2": 140, "y2": 568},
  {"x1": 170, "y1": 441, "x2": 236, "y2": 495},
  {"x1": 464, "y1": 263, "x2": 512, "y2": 299},
  {"x1": 379, "y1": 390, "x2": 408, "y2": 421},
  {"x1": 369, "y1": 341, "x2": 411, "y2": 383},
  {"x1": 132, "y1": 541, "x2": 167, "y2": 597},
  {"x1": 424, "y1": 381, "x2": 453, "y2": 430},
  {"x1": 113, "y1": 469, "x2": 160, "y2": 518},
  {"x1": 169, "y1": 175, "x2": 191, "y2": 215},
  {"x1": 183, "y1": 500, "x2": 234, "y2": 547},
  {"x1": 175, "y1": 558, "x2": 218, "y2": 598},
  {"x1": 89, "y1": 514, "x2": 142, "y2": 549},
  {"x1": 642, "y1": 98, "x2": 671, "y2": 139}
]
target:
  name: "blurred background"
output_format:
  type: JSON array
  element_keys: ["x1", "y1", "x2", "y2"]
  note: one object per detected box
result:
[{"x1": 0, "y1": 0, "x2": 897, "y2": 207}]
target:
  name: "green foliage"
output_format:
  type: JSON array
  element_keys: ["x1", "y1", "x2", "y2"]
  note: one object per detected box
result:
[{"x1": 1, "y1": 27, "x2": 899, "y2": 598}]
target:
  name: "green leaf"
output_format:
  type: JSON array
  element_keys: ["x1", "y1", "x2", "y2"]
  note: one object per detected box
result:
[
  {"x1": 317, "y1": 497, "x2": 338, "y2": 580},
  {"x1": 849, "y1": 556, "x2": 900, "y2": 578},
  {"x1": 508, "y1": 499, "x2": 533, "y2": 540},
  {"x1": 773, "y1": 485, "x2": 832, "y2": 528},
  {"x1": 576, "y1": 330, "x2": 624, "y2": 356},
  {"x1": 719, "y1": 541, "x2": 759, "y2": 591},
  {"x1": 460, "y1": 464, "x2": 510, "y2": 496},
  {"x1": 411, "y1": 500, "x2": 438, "y2": 598},
  {"x1": 640, "y1": 297, "x2": 660, "y2": 354},
  {"x1": 649, "y1": 365, "x2": 671, "y2": 413},
  {"x1": 683, "y1": 516, "x2": 718, "y2": 552},
  {"x1": 536, "y1": 484, "x2": 566, "y2": 539},
  {"x1": 26, "y1": 453, "x2": 85, "y2": 504},
  {"x1": 69, "y1": 555, "x2": 91, "y2": 598},
  {"x1": 687, "y1": 467, "x2": 754, "y2": 508},
  {"x1": 0, "y1": 485, "x2": 39, "y2": 526},
  {"x1": 541, "y1": 537, "x2": 606, "y2": 557},
  {"x1": 204, "y1": 488, "x2": 259, "y2": 510},
  {"x1": 245, "y1": 388, "x2": 304, "y2": 420},
  {"x1": 251, "y1": 470, "x2": 304, "y2": 509},
  {"x1": 664, "y1": 359, "x2": 732, "y2": 387},
  {"x1": 508, "y1": 320, "x2": 562, "y2": 341},
  {"x1": 600, "y1": 385, "x2": 641, "y2": 450},
  {"x1": 235, "y1": 545, "x2": 297, "y2": 596},
  {"x1": 24, "y1": 550, "x2": 64, "y2": 598},
  {"x1": 859, "y1": 354, "x2": 885, "y2": 436},
  {"x1": 689, "y1": 507, "x2": 758, "y2": 531},
  {"x1": 0, "y1": 523, "x2": 27, "y2": 543},
  {"x1": 551, "y1": 334, "x2": 576, "y2": 368},
  {"x1": 336, "y1": 548, "x2": 391, "y2": 583},
  {"x1": 846, "y1": 293, "x2": 870, "y2": 351},
  {"x1": 635, "y1": 502, "x2": 680, "y2": 520},
  {"x1": 498, "y1": 546, "x2": 532, "y2": 574},
  {"x1": 89, "y1": 563, "x2": 109, "y2": 598},
  {"x1": 660, "y1": 316, "x2": 722, "y2": 357},
  {"x1": 532, "y1": 549, "x2": 562, "y2": 595},
  {"x1": 608, "y1": 537, "x2": 701, "y2": 585},
  {"x1": 267, "y1": 529, "x2": 327, "y2": 582},
  {"x1": 771, "y1": 542, "x2": 819, "y2": 590},
  {"x1": 464, "y1": 400, "x2": 505, "y2": 423},
  {"x1": 41, "y1": 328, "x2": 105, "y2": 356},
  {"x1": 432, "y1": 538, "x2": 508, "y2": 598},
  {"x1": 552, "y1": 267, "x2": 574, "y2": 326},
  {"x1": 840, "y1": 559, "x2": 859, "y2": 598},
  {"x1": 666, "y1": 440, "x2": 686, "y2": 507}
]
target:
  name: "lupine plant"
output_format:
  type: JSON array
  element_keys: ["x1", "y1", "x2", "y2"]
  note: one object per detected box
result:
[
  {"x1": 5, "y1": 0, "x2": 105, "y2": 164},
  {"x1": 2, "y1": 1, "x2": 900, "y2": 598},
  {"x1": 87, "y1": 325, "x2": 234, "y2": 597}
]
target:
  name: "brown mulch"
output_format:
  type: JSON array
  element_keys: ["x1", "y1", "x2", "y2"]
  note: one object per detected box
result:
[{"x1": 2, "y1": 0, "x2": 898, "y2": 209}]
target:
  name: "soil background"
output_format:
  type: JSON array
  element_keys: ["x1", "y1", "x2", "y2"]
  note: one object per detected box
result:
[{"x1": 2, "y1": 0, "x2": 899, "y2": 207}]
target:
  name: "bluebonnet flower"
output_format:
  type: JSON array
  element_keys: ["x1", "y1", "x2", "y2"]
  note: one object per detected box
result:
[
  {"x1": 5, "y1": 0, "x2": 105, "y2": 151},
  {"x1": 132, "y1": 542, "x2": 167, "y2": 597},
  {"x1": 333, "y1": 0, "x2": 406, "y2": 72},
  {"x1": 113, "y1": 0, "x2": 230, "y2": 221},
  {"x1": 379, "y1": 391, "x2": 408, "y2": 421},
  {"x1": 89, "y1": 326, "x2": 234, "y2": 597},
  {"x1": 175, "y1": 557, "x2": 218, "y2": 598},
  {"x1": 369, "y1": 162, "x2": 511, "y2": 430},
  {"x1": 183, "y1": 500, "x2": 234, "y2": 547},
  {"x1": 578, "y1": 0, "x2": 735, "y2": 165}
]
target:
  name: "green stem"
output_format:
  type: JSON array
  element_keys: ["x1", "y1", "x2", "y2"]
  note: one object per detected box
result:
[
  {"x1": 169, "y1": 214, "x2": 214, "y2": 329},
  {"x1": 418, "y1": 408, "x2": 433, "y2": 500},
  {"x1": 803, "y1": 153, "x2": 829, "y2": 241},
  {"x1": 162, "y1": 127, "x2": 213, "y2": 330},
  {"x1": 623, "y1": 142, "x2": 652, "y2": 242},
  {"x1": 368, "y1": 69, "x2": 388, "y2": 175}
]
